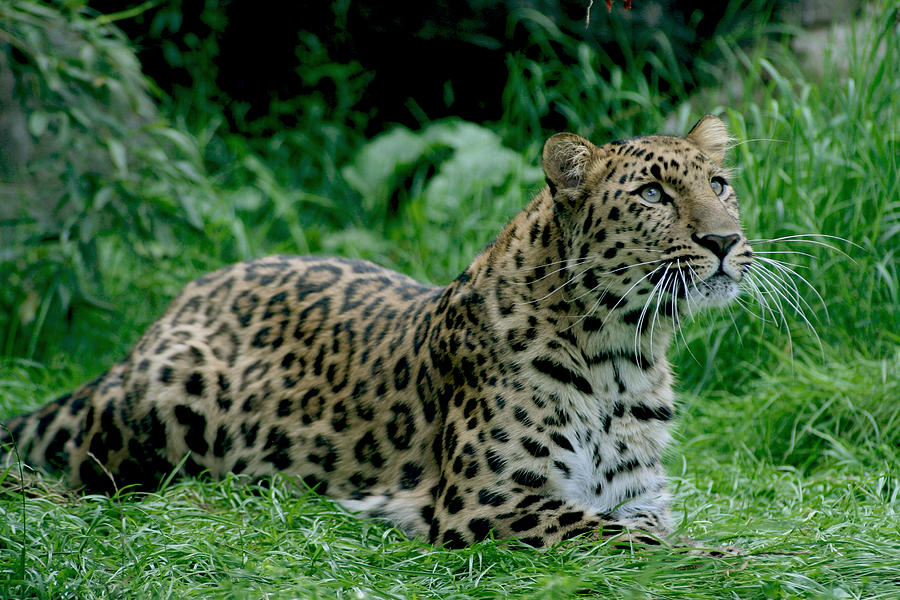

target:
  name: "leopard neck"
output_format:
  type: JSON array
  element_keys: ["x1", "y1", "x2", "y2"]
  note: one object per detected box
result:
[{"x1": 456, "y1": 187, "x2": 675, "y2": 366}]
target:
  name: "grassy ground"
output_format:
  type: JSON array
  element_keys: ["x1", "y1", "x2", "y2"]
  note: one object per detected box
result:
[{"x1": 1, "y1": 4, "x2": 899, "y2": 599}]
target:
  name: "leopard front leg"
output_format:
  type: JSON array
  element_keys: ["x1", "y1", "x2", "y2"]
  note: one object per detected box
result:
[
  {"x1": 426, "y1": 394, "x2": 675, "y2": 548},
  {"x1": 429, "y1": 484, "x2": 672, "y2": 549}
]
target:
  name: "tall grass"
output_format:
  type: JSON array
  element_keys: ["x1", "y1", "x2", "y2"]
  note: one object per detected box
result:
[{"x1": 721, "y1": 10, "x2": 899, "y2": 354}]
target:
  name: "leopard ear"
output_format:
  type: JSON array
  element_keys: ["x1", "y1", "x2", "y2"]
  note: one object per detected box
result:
[
  {"x1": 686, "y1": 115, "x2": 729, "y2": 165},
  {"x1": 542, "y1": 133, "x2": 598, "y2": 190}
]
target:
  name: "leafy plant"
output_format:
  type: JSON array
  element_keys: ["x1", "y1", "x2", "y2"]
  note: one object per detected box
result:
[
  {"x1": 339, "y1": 120, "x2": 543, "y2": 281},
  {"x1": 0, "y1": 1, "x2": 219, "y2": 359}
]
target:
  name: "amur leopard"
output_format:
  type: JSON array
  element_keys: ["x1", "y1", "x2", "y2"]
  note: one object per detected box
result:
[{"x1": 2, "y1": 116, "x2": 752, "y2": 549}]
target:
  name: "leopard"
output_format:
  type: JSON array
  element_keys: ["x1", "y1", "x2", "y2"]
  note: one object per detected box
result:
[{"x1": 1, "y1": 115, "x2": 752, "y2": 549}]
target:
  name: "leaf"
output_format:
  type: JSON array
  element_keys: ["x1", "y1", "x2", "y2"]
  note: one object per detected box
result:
[
  {"x1": 179, "y1": 193, "x2": 204, "y2": 230},
  {"x1": 27, "y1": 112, "x2": 50, "y2": 137},
  {"x1": 106, "y1": 138, "x2": 127, "y2": 174},
  {"x1": 341, "y1": 127, "x2": 429, "y2": 211},
  {"x1": 92, "y1": 186, "x2": 114, "y2": 211},
  {"x1": 421, "y1": 121, "x2": 541, "y2": 215}
]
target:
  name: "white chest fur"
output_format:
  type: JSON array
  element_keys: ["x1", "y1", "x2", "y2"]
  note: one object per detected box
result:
[{"x1": 545, "y1": 356, "x2": 674, "y2": 518}]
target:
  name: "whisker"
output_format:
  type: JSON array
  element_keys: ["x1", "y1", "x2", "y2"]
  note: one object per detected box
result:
[
  {"x1": 510, "y1": 257, "x2": 593, "y2": 287},
  {"x1": 634, "y1": 264, "x2": 670, "y2": 360},
  {"x1": 753, "y1": 260, "x2": 805, "y2": 301},
  {"x1": 514, "y1": 258, "x2": 668, "y2": 306},
  {"x1": 657, "y1": 274, "x2": 674, "y2": 355},
  {"x1": 744, "y1": 269, "x2": 795, "y2": 354},
  {"x1": 756, "y1": 256, "x2": 809, "y2": 270},
  {"x1": 741, "y1": 273, "x2": 780, "y2": 327},
  {"x1": 732, "y1": 293, "x2": 767, "y2": 326},
  {"x1": 513, "y1": 260, "x2": 599, "y2": 304},
  {"x1": 749, "y1": 233, "x2": 857, "y2": 246},
  {"x1": 679, "y1": 262, "x2": 698, "y2": 317},
  {"x1": 749, "y1": 234, "x2": 860, "y2": 261},
  {"x1": 567, "y1": 259, "x2": 669, "y2": 303},
  {"x1": 565, "y1": 264, "x2": 665, "y2": 332},
  {"x1": 755, "y1": 257, "x2": 829, "y2": 320},
  {"x1": 649, "y1": 265, "x2": 672, "y2": 351},
  {"x1": 749, "y1": 264, "x2": 802, "y2": 316},
  {"x1": 671, "y1": 261, "x2": 696, "y2": 361},
  {"x1": 724, "y1": 298, "x2": 746, "y2": 345},
  {"x1": 633, "y1": 275, "x2": 660, "y2": 360},
  {"x1": 752, "y1": 250, "x2": 815, "y2": 259},
  {"x1": 683, "y1": 262, "x2": 704, "y2": 315},
  {"x1": 516, "y1": 256, "x2": 594, "y2": 272},
  {"x1": 749, "y1": 263, "x2": 822, "y2": 353}
]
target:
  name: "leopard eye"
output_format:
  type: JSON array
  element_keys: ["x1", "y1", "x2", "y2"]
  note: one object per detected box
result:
[
  {"x1": 636, "y1": 183, "x2": 664, "y2": 204},
  {"x1": 711, "y1": 176, "x2": 728, "y2": 197}
]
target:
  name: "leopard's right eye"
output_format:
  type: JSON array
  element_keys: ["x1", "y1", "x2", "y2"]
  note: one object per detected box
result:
[{"x1": 711, "y1": 176, "x2": 728, "y2": 197}]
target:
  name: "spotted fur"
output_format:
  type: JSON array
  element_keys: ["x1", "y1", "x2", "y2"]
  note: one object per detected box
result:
[{"x1": 2, "y1": 116, "x2": 752, "y2": 548}]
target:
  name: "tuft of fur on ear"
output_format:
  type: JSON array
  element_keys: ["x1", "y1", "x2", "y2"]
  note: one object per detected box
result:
[
  {"x1": 686, "y1": 115, "x2": 729, "y2": 165},
  {"x1": 542, "y1": 133, "x2": 597, "y2": 190}
]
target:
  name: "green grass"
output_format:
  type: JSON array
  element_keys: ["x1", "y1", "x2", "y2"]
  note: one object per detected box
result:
[
  {"x1": 2, "y1": 2, "x2": 900, "y2": 599},
  {"x1": 2, "y1": 468, "x2": 898, "y2": 600}
]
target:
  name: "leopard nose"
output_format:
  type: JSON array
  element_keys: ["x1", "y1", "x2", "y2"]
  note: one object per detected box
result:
[{"x1": 692, "y1": 233, "x2": 740, "y2": 259}]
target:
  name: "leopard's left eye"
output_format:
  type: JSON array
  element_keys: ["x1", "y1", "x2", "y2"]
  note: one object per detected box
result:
[
  {"x1": 635, "y1": 183, "x2": 664, "y2": 204},
  {"x1": 711, "y1": 177, "x2": 728, "y2": 197}
]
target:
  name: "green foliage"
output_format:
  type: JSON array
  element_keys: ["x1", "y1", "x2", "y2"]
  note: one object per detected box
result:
[
  {"x1": 683, "y1": 349, "x2": 900, "y2": 472},
  {"x1": 0, "y1": 0, "x2": 219, "y2": 360},
  {"x1": 138, "y1": 0, "x2": 228, "y2": 125},
  {"x1": 339, "y1": 120, "x2": 542, "y2": 281},
  {"x1": 1, "y1": 468, "x2": 898, "y2": 599},
  {"x1": 0, "y1": 2, "x2": 369, "y2": 364}
]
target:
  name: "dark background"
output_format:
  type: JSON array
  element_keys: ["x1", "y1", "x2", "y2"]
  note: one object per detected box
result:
[{"x1": 88, "y1": 1, "x2": 771, "y2": 136}]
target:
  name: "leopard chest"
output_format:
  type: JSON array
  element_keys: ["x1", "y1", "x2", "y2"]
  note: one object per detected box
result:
[{"x1": 530, "y1": 355, "x2": 675, "y2": 515}]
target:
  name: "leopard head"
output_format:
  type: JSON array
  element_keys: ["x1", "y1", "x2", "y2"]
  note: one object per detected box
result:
[{"x1": 542, "y1": 115, "x2": 753, "y2": 318}]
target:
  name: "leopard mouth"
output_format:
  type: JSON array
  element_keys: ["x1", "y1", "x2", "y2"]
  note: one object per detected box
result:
[{"x1": 687, "y1": 272, "x2": 740, "y2": 307}]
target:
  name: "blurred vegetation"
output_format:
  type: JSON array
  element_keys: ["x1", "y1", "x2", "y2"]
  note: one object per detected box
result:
[
  {"x1": 0, "y1": 0, "x2": 780, "y2": 367},
  {"x1": 0, "y1": 1, "x2": 218, "y2": 362},
  {"x1": 87, "y1": 1, "x2": 774, "y2": 134}
]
